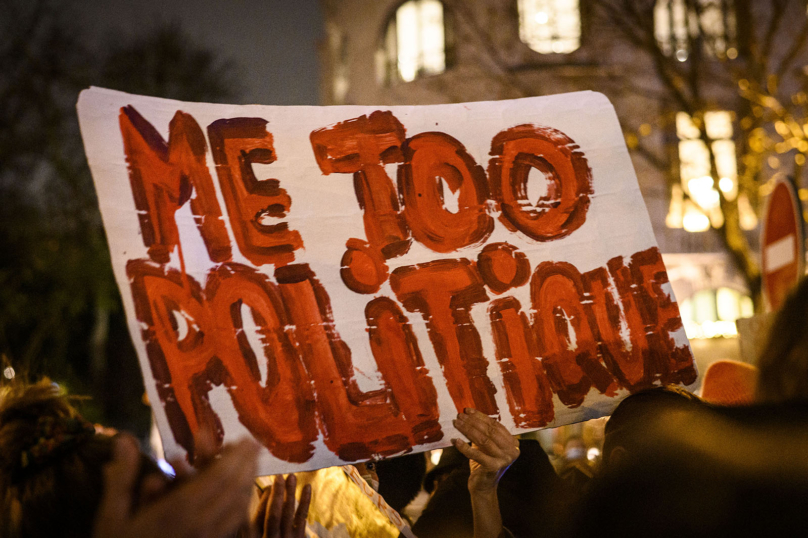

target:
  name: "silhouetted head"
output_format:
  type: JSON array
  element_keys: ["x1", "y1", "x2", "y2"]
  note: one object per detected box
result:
[
  {"x1": 571, "y1": 400, "x2": 808, "y2": 538},
  {"x1": 602, "y1": 385, "x2": 702, "y2": 469},
  {"x1": 374, "y1": 452, "x2": 427, "y2": 512},
  {"x1": 757, "y1": 276, "x2": 808, "y2": 404}
]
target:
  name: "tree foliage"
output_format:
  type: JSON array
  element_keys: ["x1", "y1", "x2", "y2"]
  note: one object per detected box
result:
[
  {"x1": 595, "y1": 0, "x2": 808, "y2": 306},
  {"x1": 437, "y1": 0, "x2": 808, "y2": 307},
  {"x1": 0, "y1": 0, "x2": 240, "y2": 431}
]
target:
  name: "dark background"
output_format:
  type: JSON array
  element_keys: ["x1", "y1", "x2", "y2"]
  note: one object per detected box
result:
[{"x1": 0, "y1": 0, "x2": 323, "y2": 437}]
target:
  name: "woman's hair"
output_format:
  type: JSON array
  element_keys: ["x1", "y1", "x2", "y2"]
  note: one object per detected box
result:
[
  {"x1": 756, "y1": 276, "x2": 808, "y2": 404},
  {"x1": 0, "y1": 379, "x2": 114, "y2": 538}
]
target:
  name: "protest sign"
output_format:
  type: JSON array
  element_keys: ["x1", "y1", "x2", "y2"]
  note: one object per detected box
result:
[{"x1": 77, "y1": 87, "x2": 697, "y2": 474}]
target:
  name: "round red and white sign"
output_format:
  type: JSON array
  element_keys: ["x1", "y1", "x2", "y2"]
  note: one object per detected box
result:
[{"x1": 761, "y1": 178, "x2": 805, "y2": 312}]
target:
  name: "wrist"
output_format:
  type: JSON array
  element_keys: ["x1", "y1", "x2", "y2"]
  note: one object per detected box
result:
[{"x1": 468, "y1": 476, "x2": 500, "y2": 494}]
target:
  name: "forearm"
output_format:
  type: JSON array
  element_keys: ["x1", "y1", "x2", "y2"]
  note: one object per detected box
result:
[{"x1": 469, "y1": 486, "x2": 503, "y2": 538}]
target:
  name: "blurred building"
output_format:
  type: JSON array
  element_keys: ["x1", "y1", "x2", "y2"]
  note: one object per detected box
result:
[{"x1": 317, "y1": 0, "x2": 806, "y2": 368}]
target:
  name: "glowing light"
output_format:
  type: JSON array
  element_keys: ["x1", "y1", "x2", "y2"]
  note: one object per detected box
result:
[
  {"x1": 716, "y1": 287, "x2": 741, "y2": 321},
  {"x1": 684, "y1": 320, "x2": 739, "y2": 339},
  {"x1": 683, "y1": 201, "x2": 710, "y2": 232},
  {"x1": 738, "y1": 192, "x2": 758, "y2": 230},
  {"x1": 681, "y1": 288, "x2": 747, "y2": 340},
  {"x1": 655, "y1": 0, "x2": 735, "y2": 58},
  {"x1": 687, "y1": 176, "x2": 720, "y2": 209},
  {"x1": 666, "y1": 183, "x2": 684, "y2": 228},
  {"x1": 394, "y1": 0, "x2": 446, "y2": 83},
  {"x1": 3, "y1": 366, "x2": 14, "y2": 380},
  {"x1": 157, "y1": 459, "x2": 176, "y2": 478},
  {"x1": 677, "y1": 111, "x2": 737, "y2": 217},
  {"x1": 587, "y1": 447, "x2": 600, "y2": 461},
  {"x1": 518, "y1": 0, "x2": 581, "y2": 54},
  {"x1": 705, "y1": 112, "x2": 732, "y2": 138},
  {"x1": 430, "y1": 449, "x2": 443, "y2": 466}
]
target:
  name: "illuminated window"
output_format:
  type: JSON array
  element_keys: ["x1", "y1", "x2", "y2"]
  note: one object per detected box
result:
[
  {"x1": 654, "y1": 0, "x2": 737, "y2": 60},
  {"x1": 669, "y1": 111, "x2": 737, "y2": 231},
  {"x1": 329, "y1": 27, "x2": 350, "y2": 104},
  {"x1": 518, "y1": 0, "x2": 581, "y2": 54},
  {"x1": 679, "y1": 287, "x2": 753, "y2": 339},
  {"x1": 378, "y1": 0, "x2": 446, "y2": 84}
]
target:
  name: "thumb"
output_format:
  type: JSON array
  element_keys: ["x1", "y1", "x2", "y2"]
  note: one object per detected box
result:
[{"x1": 93, "y1": 434, "x2": 141, "y2": 538}]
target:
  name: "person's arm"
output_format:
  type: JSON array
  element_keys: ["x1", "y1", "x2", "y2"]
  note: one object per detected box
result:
[
  {"x1": 452, "y1": 408, "x2": 520, "y2": 538},
  {"x1": 94, "y1": 434, "x2": 260, "y2": 538}
]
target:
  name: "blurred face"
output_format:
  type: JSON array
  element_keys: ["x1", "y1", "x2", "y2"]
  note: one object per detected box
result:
[{"x1": 356, "y1": 462, "x2": 380, "y2": 491}]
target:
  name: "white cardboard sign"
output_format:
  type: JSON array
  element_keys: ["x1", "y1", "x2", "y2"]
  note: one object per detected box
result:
[{"x1": 77, "y1": 87, "x2": 696, "y2": 474}]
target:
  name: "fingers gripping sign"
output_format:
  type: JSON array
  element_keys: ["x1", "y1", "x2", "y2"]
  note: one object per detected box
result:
[
  {"x1": 253, "y1": 474, "x2": 312, "y2": 538},
  {"x1": 452, "y1": 408, "x2": 520, "y2": 493}
]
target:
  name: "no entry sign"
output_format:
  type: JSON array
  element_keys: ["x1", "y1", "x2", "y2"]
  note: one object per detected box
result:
[{"x1": 762, "y1": 178, "x2": 805, "y2": 311}]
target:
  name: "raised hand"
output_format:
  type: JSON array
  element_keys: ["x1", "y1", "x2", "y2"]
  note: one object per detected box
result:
[
  {"x1": 452, "y1": 408, "x2": 520, "y2": 538},
  {"x1": 452, "y1": 407, "x2": 520, "y2": 492},
  {"x1": 251, "y1": 474, "x2": 312, "y2": 538}
]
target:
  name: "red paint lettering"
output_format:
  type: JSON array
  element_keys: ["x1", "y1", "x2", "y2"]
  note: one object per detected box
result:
[
  {"x1": 310, "y1": 111, "x2": 410, "y2": 259},
  {"x1": 119, "y1": 106, "x2": 231, "y2": 264},
  {"x1": 581, "y1": 266, "x2": 647, "y2": 390},
  {"x1": 365, "y1": 297, "x2": 442, "y2": 444},
  {"x1": 488, "y1": 125, "x2": 592, "y2": 242},
  {"x1": 275, "y1": 264, "x2": 442, "y2": 460},
  {"x1": 126, "y1": 260, "x2": 317, "y2": 462},
  {"x1": 608, "y1": 248, "x2": 697, "y2": 386},
  {"x1": 489, "y1": 297, "x2": 554, "y2": 428},
  {"x1": 340, "y1": 238, "x2": 389, "y2": 294},
  {"x1": 399, "y1": 132, "x2": 493, "y2": 252},
  {"x1": 477, "y1": 242, "x2": 531, "y2": 294},
  {"x1": 530, "y1": 262, "x2": 618, "y2": 408},
  {"x1": 208, "y1": 118, "x2": 303, "y2": 267},
  {"x1": 390, "y1": 259, "x2": 499, "y2": 415}
]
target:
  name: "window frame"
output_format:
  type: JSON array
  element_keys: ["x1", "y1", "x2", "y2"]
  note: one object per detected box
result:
[
  {"x1": 377, "y1": 0, "x2": 454, "y2": 86},
  {"x1": 654, "y1": 0, "x2": 737, "y2": 60},
  {"x1": 516, "y1": 0, "x2": 583, "y2": 55}
]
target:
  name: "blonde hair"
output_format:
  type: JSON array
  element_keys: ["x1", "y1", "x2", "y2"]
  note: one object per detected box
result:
[{"x1": 0, "y1": 379, "x2": 113, "y2": 538}]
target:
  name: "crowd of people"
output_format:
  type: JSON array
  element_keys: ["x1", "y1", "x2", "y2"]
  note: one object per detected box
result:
[{"x1": 2, "y1": 275, "x2": 808, "y2": 538}]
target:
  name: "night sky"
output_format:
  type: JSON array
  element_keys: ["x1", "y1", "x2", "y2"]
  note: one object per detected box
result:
[{"x1": 75, "y1": 0, "x2": 324, "y2": 105}]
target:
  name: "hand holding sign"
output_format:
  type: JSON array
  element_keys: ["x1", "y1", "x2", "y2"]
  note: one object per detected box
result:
[
  {"x1": 452, "y1": 408, "x2": 520, "y2": 493},
  {"x1": 452, "y1": 408, "x2": 519, "y2": 538},
  {"x1": 250, "y1": 474, "x2": 312, "y2": 538}
]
